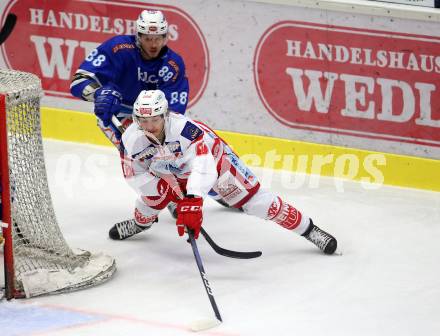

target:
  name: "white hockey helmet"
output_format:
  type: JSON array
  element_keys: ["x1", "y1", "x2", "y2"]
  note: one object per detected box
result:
[
  {"x1": 133, "y1": 89, "x2": 169, "y2": 120},
  {"x1": 136, "y1": 10, "x2": 168, "y2": 35}
]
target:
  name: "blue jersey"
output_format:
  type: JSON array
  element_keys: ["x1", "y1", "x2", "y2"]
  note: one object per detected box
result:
[{"x1": 71, "y1": 35, "x2": 189, "y2": 114}]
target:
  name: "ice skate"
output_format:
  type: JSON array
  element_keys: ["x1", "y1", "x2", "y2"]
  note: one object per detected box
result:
[
  {"x1": 302, "y1": 220, "x2": 337, "y2": 255},
  {"x1": 109, "y1": 219, "x2": 152, "y2": 240}
]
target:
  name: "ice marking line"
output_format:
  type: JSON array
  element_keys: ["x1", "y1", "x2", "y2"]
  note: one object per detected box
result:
[
  {"x1": 0, "y1": 302, "x2": 104, "y2": 336},
  {"x1": 28, "y1": 302, "x2": 239, "y2": 336},
  {"x1": 27, "y1": 317, "x2": 114, "y2": 336}
]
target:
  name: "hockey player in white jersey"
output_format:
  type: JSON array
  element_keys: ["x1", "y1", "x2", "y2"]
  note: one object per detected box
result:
[{"x1": 109, "y1": 90, "x2": 338, "y2": 254}]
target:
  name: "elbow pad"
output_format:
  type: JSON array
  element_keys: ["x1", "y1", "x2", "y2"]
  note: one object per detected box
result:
[
  {"x1": 82, "y1": 82, "x2": 100, "y2": 101},
  {"x1": 71, "y1": 72, "x2": 100, "y2": 101}
]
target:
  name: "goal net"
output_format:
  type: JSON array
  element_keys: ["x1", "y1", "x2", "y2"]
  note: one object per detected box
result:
[{"x1": 0, "y1": 69, "x2": 116, "y2": 299}]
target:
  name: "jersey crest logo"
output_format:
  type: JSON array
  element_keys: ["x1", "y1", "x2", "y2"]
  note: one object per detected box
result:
[{"x1": 181, "y1": 121, "x2": 203, "y2": 141}]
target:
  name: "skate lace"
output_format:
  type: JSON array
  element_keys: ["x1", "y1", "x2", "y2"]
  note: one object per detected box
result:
[
  {"x1": 116, "y1": 219, "x2": 143, "y2": 239},
  {"x1": 307, "y1": 227, "x2": 332, "y2": 251}
]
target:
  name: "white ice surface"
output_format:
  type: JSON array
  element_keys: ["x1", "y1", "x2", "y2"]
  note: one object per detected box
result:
[{"x1": 1, "y1": 139, "x2": 440, "y2": 336}]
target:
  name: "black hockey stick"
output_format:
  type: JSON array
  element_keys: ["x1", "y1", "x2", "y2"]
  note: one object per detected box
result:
[
  {"x1": 188, "y1": 229, "x2": 222, "y2": 330},
  {"x1": 0, "y1": 13, "x2": 17, "y2": 45},
  {"x1": 111, "y1": 116, "x2": 262, "y2": 259},
  {"x1": 200, "y1": 227, "x2": 262, "y2": 259}
]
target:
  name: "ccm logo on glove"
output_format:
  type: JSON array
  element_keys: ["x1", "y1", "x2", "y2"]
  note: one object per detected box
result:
[
  {"x1": 180, "y1": 205, "x2": 202, "y2": 212},
  {"x1": 94, "y1": 84, "x2": 123, "y2": 127},
  {"x1": 176, "y1": 196, "x2": 203, "y2": 238}
]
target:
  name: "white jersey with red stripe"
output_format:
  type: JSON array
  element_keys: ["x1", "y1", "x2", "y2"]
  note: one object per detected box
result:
[
  {"x1": 121, "y1": 112, "x2": 310, "y2": 235},
  {"x1": 122, "y1": 112, "x2": 227, "y2": 199}
]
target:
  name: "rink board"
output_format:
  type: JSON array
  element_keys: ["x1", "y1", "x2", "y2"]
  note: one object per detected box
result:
[
  {"x1": 41, "y1": 107, "x2": 440, "y2": 192},
  {"x1": 1, "y1": 0, "x2": 440, "y2": 160}
]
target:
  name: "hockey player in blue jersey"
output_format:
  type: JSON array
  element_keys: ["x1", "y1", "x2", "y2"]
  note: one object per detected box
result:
[
  {"x1": 70, "y1": 9, "x2": 236, "y2": 218},
  {"x1": 70, "y1": 9, "x2": 189, "y2": 148},
  {"x1": 70, "y1": 9, "x2": 190, "y2": 218}
]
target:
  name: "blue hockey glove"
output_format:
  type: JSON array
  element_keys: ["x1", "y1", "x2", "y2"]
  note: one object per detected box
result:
[{"x1": 94, "y1": 85, "x2": 122, "y2": 127}]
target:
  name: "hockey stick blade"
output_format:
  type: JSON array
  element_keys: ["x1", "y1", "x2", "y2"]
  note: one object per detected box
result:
[
  {"x1": 0, "y1": 13, "x2": 17, "y2": 45},
  {"x1": 189, "y1": 318, "x2": 222, "y2": 332},
  {"x1": 200, "y1": 227, "x2": 262, "y2": 259}
]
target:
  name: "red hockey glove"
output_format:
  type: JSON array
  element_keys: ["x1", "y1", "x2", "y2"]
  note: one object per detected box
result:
[{"x1": 176, "y1": 196, "x2": 203, "y2": 239}]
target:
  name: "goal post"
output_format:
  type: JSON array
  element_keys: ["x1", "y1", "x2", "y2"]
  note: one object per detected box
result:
[
  {"x1": 0, "y1": 69, "x2": 116, "y2": 299},
  {"x1": 0, "y1": 92, "x2": 14, "y2": 298}
]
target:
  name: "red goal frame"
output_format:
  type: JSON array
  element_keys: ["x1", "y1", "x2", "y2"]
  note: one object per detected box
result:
[{"x1": 0, "y1": 93, "x2": 15, "y2": 300}]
